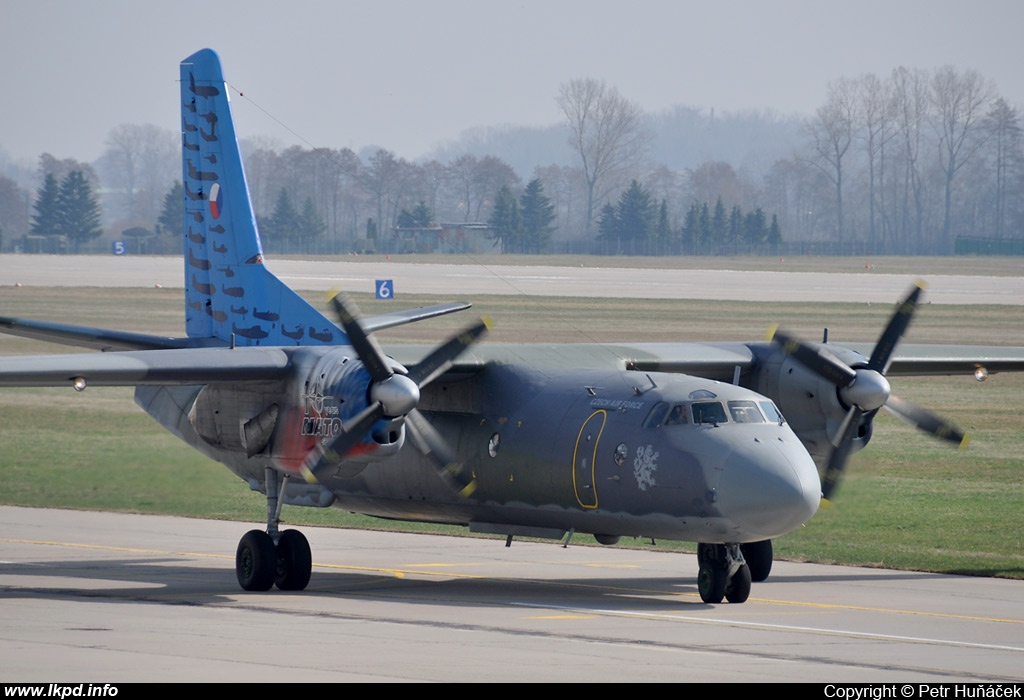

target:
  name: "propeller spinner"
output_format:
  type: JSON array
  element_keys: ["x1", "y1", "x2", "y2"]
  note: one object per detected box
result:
[
  {"x1": 300, "y1": 293, "x2": 489, "y2": 497},
  {"x1": 771, "y1": 282, "x2": 966, "y2": 499}
]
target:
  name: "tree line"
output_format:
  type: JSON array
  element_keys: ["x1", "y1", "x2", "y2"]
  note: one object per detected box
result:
[{"x1": 1, "y1": 64, "x2": 1020, "y2": 256}]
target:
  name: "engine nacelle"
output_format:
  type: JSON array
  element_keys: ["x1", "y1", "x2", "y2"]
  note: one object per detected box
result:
[
  {"x1": 750, "y1": 343, "x2": 873, "y2": 471},
  {"x1": 300, "y1": 349, "x2": 406, "y2": 462}
]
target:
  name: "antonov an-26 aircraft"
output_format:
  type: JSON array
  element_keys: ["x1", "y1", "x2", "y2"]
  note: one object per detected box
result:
[{"x1": 2, "y1": 49, "x2": 1023, "y2": 604}]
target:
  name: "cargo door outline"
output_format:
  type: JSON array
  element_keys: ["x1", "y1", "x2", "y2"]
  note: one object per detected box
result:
[{"x1": 572, "y1": 409, "x2": 606, "y2": 509}]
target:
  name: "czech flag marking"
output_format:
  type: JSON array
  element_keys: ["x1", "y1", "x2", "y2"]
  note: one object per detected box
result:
[{"x1": 209, "y1": 183, "x2": 223, "y2": 219}]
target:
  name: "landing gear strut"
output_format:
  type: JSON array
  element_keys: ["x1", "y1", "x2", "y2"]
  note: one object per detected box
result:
[
  {"x1": 696, "y1": 543, "x2": 751, "y2": 604},
  {"x1": 235, "y1": 468, "x2": 312, "y2": 592}
]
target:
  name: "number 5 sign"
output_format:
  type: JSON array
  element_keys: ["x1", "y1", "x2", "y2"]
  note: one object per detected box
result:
[{"x1": 376, "y1": 280, "x2": 394, "y2": 299}]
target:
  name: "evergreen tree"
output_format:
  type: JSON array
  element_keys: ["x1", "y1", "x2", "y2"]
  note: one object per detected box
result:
[
  {"x1": 56, "y1": 170, "x2": 103, "y2": 252},
  {"x1": 767, "y1": 214, "x2": 782, "y2": 245},
  {"x1": 487, "y1": 184, "x2": 522, "y2": 253},
  {"x1": 743, "y1": 207, "x2": 768, "y2": 244},
  {"x1": 30, "y1": 173, "x2": 61, "y2": 238},
  {"x1": 397, "y1": 201, "x2": 433, "y2": 228},
  {"x1": 729, "y1": 205, "x2": 744, "y2": 245},
  {"x1": 596, "y1": 203, "x2": 619, "y2": 246},
  {"x1": 655, "y1": 199, "x2": 671, "y2": 250},
  {"x1": 711, "y1": 197, "x2": 728, "y2": 246},
  {"x1": 156, "y1": 181, "x2": 183, "y2": 236},
  {"x1": 298, "y1": 197, "x2": 326, "y2": 244},
  {"x1": 616, "y1": 180, "x2": 655, "y2": 248},
  {"x1": 681, "y1": 203, "x2": 700, "y2": 250},
  {"x1": 267, "y1": 188, "x2": 301, "y2": 247},
  {"x1": 519, "y1": 178, "x2": 556, "y2": 254},
  {"x1": 697, "y1": 202, "x2": 711, "y2": 249}
]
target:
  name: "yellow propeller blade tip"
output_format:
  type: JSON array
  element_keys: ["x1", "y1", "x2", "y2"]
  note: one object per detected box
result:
[
  {"x1": 959, "y1": 434, "x2": 971, "y2": 450},
  {"x1": 914, "y1": 279, "x2": 928, "y2": 291},
  {"x1": 458, "y1": 480, "x2": 478, "y2": 498},
  {"x1": 325, "y1": 287, "x2": 341, "y2": 302},
  {"x1": 300, "y1": 465, "x2": 319, "y2": 484},
  {"x1": 482, "y1": 316, "x2": 495, "y2": 330},
  {"x1": 765, "y1": 323, "x2": 779, "y2": 341}
]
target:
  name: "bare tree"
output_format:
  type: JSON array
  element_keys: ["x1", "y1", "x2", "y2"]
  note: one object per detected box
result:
[
  {"x1": 804, "y1": 77, "x2": 857, "y2": 248},
  {"x1": 930, "y1": 66, "x2": 994, "y2": 251},
  {"x1": 101, "y1": 123, "x2": 176, "y2": 223},
  {"x1": 890, "y1": 66, "x2": 930, "y2": 253},
  {"x1": 557, "y1": 78, "x2": 650, "y2": 236},
  {"x1": 983, "y1": 99, "x2": 1024, "y2": 238},
  {"x1": 856, "y1": 74, "x2": 897, "y2": 252}
]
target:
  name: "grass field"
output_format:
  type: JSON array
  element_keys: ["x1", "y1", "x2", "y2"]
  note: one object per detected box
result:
[{"x1": 1, "y1": 258, "x2": 1022, "y2": 578}]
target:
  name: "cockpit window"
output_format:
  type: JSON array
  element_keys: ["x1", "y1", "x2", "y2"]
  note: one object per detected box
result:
[
  {"x1": 759, "y1": 400, "x2": 785, "y2": 424},
  {"x1": 643, "y1": 402, "x2": 670, "y2": 429},
  {"x1": 665, "y1": 404, "x2": 689, "y2": 425},
  {"x1": 692, "y1": 401, "x2": 727, "y2": 425},
  {"x1": 728, "y1": 400, "x2": 765, "y2": 423}
]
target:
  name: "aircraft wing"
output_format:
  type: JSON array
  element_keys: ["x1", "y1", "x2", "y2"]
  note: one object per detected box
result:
[
  {"x1": 838, "y1": 343, "x2": 1024, "y2": 376},
  {"x1": 0, "y1": 347, "x2": 291, "y2": 387}
]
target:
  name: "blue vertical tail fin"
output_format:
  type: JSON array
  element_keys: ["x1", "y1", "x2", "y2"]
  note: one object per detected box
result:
[{"x1": 180, "y1": 49, "x2": 339, "y2": 346}]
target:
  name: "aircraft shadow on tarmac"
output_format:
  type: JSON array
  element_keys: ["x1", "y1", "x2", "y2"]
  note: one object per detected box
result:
[{"x1": 0, "y1": 553, "x2": 975, "y2": 610}]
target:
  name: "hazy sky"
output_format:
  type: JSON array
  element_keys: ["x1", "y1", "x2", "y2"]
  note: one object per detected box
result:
[{"x1": 2, "y1": 0, "x2": 1021, "y2": 166}]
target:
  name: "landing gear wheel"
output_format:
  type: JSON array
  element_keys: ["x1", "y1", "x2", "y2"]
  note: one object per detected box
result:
[
  {"x1": 741, "y1": 540, "x2": 773, "y2": 582},
  {"x1": 725, "y1": 563, "x2": 752, "y2": 603},
  {"x1": 236, "y1": 529, "x2": 276, "y2": 591},
  {"x1": 275, "y1": 529, "x2": 312, "y2": 591},
  {"x1": 697, "y1": 562, "x2": 727, "y2": 604}
]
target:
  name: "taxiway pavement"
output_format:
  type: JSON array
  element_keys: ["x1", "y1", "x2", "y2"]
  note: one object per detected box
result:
[
  {"x1": 1, "y1": 507, "x2": 1022, "y2": 683},
  {"x1": 2, "y1": 254, "x2": 1021, "y2": 304}
]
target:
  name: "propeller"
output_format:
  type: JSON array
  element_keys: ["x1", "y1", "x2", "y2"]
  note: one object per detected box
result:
[
  {"x1": 300, "y1": 293, "x2": 489, "y2": 497},
  {"x1": 771, "y1": 282, "x2": 966, "y2": 499}
]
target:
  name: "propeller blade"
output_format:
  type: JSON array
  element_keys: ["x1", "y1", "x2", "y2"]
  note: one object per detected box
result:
[
  {"x1": 821, "y1": 406, "x2": 863, "y2": 499},
  {"x1": 405, "y1": 409, "x2": 477, "y2": 497},
  {"x1": 771, "y1": 328, "x2": 857, "y2": 387},
  {"x1": 330, "y1": 294, "x2": 393, "y2": 383},
  {"x1": 300, "y1": 402, "x2": 384, "y2": 482},
  {"x1": 884, "y1": 394, "x2": 968, "y2": 447},
  {"x1": 406, "y1": 317, "x2": 491, "y2": 388},
  {"x1": 867, "y1": 281, "x2": 924, "y2": 373}
]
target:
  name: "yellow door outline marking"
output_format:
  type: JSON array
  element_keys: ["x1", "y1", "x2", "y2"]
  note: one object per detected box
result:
[{"x1": 572, "y1": 409, "x2": 606, "y2": 509}]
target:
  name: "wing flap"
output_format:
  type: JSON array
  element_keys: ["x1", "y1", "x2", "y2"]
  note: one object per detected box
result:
[{"x1": 0, "y1": 347, "x2": 291, "y2": 387}]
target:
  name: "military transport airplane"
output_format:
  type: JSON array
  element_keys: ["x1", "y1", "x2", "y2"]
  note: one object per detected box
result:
[{"x1": 2, "y1": 49, "x2": 1023, "y2": 604}]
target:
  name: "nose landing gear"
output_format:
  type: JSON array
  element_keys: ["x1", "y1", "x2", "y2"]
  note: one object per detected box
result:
[{"x1": 696, "y1": 543, "x2": 752, "y2": 604}]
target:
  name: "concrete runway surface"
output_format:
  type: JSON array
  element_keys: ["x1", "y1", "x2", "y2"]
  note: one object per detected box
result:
[
  {"x1": 1, "y1": 507, "x2": 1022, "y2": 683},
  {"x1": 1, "y1": 254, "x2": 1021, "y2": 304}
]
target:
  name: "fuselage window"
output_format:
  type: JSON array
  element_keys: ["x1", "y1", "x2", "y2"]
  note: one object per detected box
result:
[
  {"x1": 692, "y1": 401, "x2": 727, "y2": 426},
  {"x1": 728, "y1": 400, "x2": 765, "y2": 423}
]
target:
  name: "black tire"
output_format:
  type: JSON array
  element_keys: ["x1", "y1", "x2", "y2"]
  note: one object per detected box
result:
[
  {"x1": 275, "y1": 529, "x2": 312, "y2": 591},
  {"x1": 236, "y1": 529, "x2": 276, "y2": 591},
  {"x1": 725, "y1": 564, "x2": 752, "y2": 604},
  {"x1": 741, "y1": 540, "x2": 773, "y2": 582},
  {"x1": 697, "y1": 562, "x2": 727, "y2": 604}
]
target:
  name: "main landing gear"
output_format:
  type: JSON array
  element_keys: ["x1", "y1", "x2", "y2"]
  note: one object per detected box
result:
[
  {"x1": 696, "y1": 543, "x2": 752, "y2": 604},
  {"x1": 235, "y1": 468, "x2": 312, "y2": 592}
]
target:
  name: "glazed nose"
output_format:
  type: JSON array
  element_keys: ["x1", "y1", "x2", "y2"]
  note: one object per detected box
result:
[{"x1": 714, "y1": 436, "x2": 820, "y2": 539}]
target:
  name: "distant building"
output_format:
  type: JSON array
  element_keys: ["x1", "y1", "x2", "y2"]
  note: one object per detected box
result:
[{"x1": 391, "y1": 222, "x2": 494, "y2": 254}]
